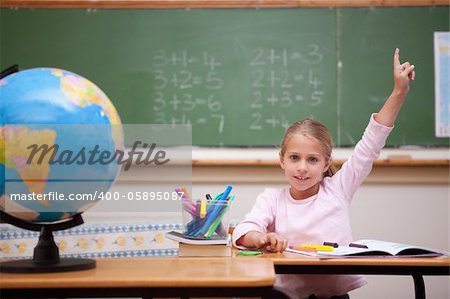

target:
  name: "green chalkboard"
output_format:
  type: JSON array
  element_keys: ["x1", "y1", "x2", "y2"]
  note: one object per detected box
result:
[
  {"x1": 1, "y1": 7, "x2": 448, "y2": 146},
  {"x1": 339, "y1": 7, "x2": 449, "y2": 147}
]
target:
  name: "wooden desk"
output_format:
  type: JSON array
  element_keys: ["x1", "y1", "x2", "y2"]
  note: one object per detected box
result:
[
  {"x1": 0, "y1": 257, "x2": 283, "y2": 298},
  {"x1": 2, "y1": 255, "x2": 449, "y2": 299},
  {"x1": 263, "y1": 252, "x2": 450, "y2": 299}
]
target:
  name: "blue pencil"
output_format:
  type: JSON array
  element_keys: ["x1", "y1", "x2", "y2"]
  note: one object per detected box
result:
[{"x1": 198, "y1": 186, "x2": 232, "y2": 236}]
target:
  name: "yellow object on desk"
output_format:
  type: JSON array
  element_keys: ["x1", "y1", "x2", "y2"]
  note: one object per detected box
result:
[{"x1": 298, "y1": 244, "x2": 335, "y2": 252}]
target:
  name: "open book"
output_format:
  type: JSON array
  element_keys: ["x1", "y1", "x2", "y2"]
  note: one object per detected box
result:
[{"x1": 286, "y1": 239, "x2": 447, "y2": 258}]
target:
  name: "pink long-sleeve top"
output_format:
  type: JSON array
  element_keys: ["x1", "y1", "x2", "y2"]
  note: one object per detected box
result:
[{"x1": 232, "y1": 114, "x2": 393, "y2": 299}]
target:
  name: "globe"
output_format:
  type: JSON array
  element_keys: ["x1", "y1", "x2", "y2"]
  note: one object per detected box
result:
[{"x1": 0, "y1": 67, "x2": 123, "y2": 223}]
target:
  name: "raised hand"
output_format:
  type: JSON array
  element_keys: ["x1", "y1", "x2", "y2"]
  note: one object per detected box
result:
[
  {"x1": 393, "y1": 48, "x2": 415, "y2": 96},
  {"x1": 374, "y1": 48, "x2": 415, "y2": 127}
]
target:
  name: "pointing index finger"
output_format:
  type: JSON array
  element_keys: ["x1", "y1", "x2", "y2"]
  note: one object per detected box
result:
[{"x1": 394, "y1": 48, "x2": 401, "y2": 67}]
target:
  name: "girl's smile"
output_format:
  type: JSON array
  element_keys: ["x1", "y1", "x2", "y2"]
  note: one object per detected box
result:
[{"x1": 293, "y1": 175, "x2": 311, "y2": 182}]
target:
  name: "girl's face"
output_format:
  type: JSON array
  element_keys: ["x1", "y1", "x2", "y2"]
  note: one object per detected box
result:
[{"x1": 280, "y1": 134, "x2": 330, "y2": 200}]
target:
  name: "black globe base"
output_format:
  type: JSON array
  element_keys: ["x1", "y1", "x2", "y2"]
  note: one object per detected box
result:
[
  {"x1": 1, "y1": 258, "x2": 96, "y2": 273},
  {"x1": 0, "y1": 211, "x2": 96, "y2": 273}
]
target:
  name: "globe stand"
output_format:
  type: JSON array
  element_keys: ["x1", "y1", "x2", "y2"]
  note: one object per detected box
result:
[{"x1": 0, "y1": 211, "x2": 96, "y2": 273}]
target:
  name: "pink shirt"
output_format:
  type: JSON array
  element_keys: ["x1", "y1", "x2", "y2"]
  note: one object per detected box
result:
[{"x1": 232, "y1": 114, "x2": 393, "y2": 299}]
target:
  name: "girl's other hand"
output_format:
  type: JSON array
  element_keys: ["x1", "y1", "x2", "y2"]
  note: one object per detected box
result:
[{"x1": 258, "y1": 232, "x2": 288, "y2": 253}]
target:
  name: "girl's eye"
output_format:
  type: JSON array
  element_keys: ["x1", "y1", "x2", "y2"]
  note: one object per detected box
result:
[
  {"x1": 308, "y1": 157, "x2": 319, "y2": 163},
  {"x1": 289, "y1": 155, "x2": 298, "y2": 161}
]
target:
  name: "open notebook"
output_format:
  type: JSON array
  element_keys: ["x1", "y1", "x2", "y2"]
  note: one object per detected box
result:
[{"x1": 286, "y1": 239, "x2": 448, "y2": 258}]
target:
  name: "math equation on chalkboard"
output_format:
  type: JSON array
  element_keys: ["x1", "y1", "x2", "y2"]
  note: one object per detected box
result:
[
  {"x1": 151, "y1": 50, "x2": 226, "y2": 134},
  {"x1": 149, "y1": 44, "x2": 334, "y2": 146}
]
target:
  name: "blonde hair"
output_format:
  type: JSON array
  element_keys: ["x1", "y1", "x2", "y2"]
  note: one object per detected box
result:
[{"x1": 279, "y1": 118, "x2": 336, "y2": 177}]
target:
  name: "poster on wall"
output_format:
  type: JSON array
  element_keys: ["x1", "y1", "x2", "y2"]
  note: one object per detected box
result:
[{"x1": 434, "y1": 32, "x2": 450, "y2": 137}]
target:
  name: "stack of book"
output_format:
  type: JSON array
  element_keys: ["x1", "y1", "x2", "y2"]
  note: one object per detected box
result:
[{"x1": 166, "y1": 231, "x2": 232, "y2": 257}]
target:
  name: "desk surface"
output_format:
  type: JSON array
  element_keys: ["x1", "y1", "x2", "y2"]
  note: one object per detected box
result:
[
  {"x1": 260, "y1": 252, "x2": 450, "y2": 279},
  {"x1": 1, "y1": 257, "x2": 275, "y2": 289},
  {"x1": 264, "y1": 252, "x2": 450, "y2": 267},
  {"x1": 2, "y1": 255, "x2": 449, "y2": 299},
  {"x1": 2, "y1": 255, "x2": 449, "y2": 288}
]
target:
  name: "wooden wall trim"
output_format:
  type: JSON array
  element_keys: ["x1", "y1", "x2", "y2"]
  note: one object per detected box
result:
[
  {"x1": 1, "y1": 0, "x2": 448, "y2": 9},
  {"x1": 192, "y1": 159, "x2": 450, "y2": 167},
  {"x1": 190, "y1": 165, "x2": 450, "y2": 184},
  {"x1": 114, "y1": 163, "x2": 450, "y2": 184}
]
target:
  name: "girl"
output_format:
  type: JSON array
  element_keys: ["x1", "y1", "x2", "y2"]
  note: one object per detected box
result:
[{"x1": 232, "y1": 48, "x2": 415, "y2": 299}]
